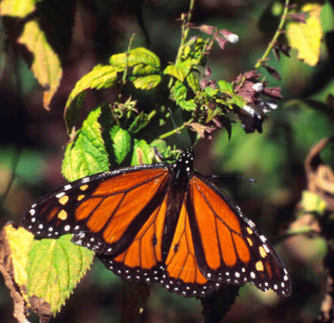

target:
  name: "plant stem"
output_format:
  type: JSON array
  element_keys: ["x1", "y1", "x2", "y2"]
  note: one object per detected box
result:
[
  {"x1": 168, "y1": 0, "x2": 196, "y2": 90},
  {"x1": 117, "y1": 34, "x2": 136, "y2": 103},
  {"x1": 147, "y1": 110, "x2": 157, "y2": 123},
  {"x1": 175, "y1": 0, "x2": 195, "y2": 65},
  {"x1": 159, "y1": 118, "x2": 194, "y2": 139},
  {"x1": 122, "y1": 33, "x2": 136, "y2": 84},
  {"x1": 254, "y1": 0, "x2": 290, "y2": 69}
]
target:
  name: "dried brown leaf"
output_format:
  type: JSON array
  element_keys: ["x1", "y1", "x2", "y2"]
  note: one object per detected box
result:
[{"x1": 305, "y1": 137, "x2": 334, "y2": 211}]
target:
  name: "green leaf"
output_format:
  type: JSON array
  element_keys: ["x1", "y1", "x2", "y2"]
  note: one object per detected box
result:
[
  {"x1": 171, "y1": 80, "x2": 187, "y2": 102},
  {"x1": 205, "y1": 86, "x2": 219, "y2": 97},
  {"x1": 170, "y1": 80, "x2": 198, "y2": 111},
  {"x1": 65, "y1": 65, "x2": 120, "y2": 131},
  {"x1": 186, "y1": 72, "x2": 200, "y2": 93},
  {"x1": 150, "y1": 139, "x2": 167, "y2": 152},
  {"x1": 149, "y1": 139, "x2": 171, "y2": 160},
  {"x1": 179, "y1": 99, "x2": 197, "y2": 111},
  {"x1": 227, "y1": 94, "x2": 247, "y2": 108},
  {"x1": 182, "y1": 45, "x2": 191, "y2": 59},
  {"x1": 110, "y1": 126, "x2": 131, "y2": 165},
  {"x1": 110, "y1": 47, "x2": 160, "y2": 70},
  {"x1": 130, "y1": 47, "x2": 161, "y2": 68},
  {"x1": 132, "y1": 62, "x2": 158, "y2": 76},
  {"x1": 0, "y1": 0, "x2": 36, "y2": 17},
  {"x1": 218, "y1": 80, "x2": 234, "y2": 95},
  {"x1": 66, "y1": 64, "x2": 119, "y2": 107},
  {"x1": 164, "y1": 62, "x2": 192, "y2": 82},
  {"x1": 27, "y1": 235, "x2": 94, "y2": 315},
  {"x1": 132, "y1": 74, "x2": 162, "y2": 90},
  {"x1": 64, "y1": 91, "x2": 87, "y2": 133},
  {"x1": 18, "y1": 21, "x2": 62, "y2": 110},
  {"x1": 110, "y1": 48, "x2": 161, "y2": 90},
  {"x1": 62, "y1": 108, "x2": 109, "y2": 181},
  {"x1": 131, "y1": 139, "x2": 153, "y2": 165}
]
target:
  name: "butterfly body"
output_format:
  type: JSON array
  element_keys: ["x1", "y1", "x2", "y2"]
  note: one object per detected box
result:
[{"x1": 22, "y1": 149, "x2": 291, "y2": 297}]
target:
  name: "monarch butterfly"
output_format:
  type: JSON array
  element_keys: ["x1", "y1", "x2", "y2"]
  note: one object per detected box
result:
[{"x1": 21, "y1": 148, "x2": 291, "y2": 297}]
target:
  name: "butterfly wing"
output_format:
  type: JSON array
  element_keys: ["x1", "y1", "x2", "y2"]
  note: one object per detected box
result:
[
  {"x1": 21, "y1": 165, "x2": 170, "y2": 259},
  {"x1": 99, "y1": 177, "x2": 223, "y2": 297},
  {"x1": 98, "y1": 191, "x2": 169, "y2": 284},
  {"x1": 184, "y1": 174, "x2": 291, "y2": 296},
  {"x1": 145, "y1": 172, "x2": 291, "y2": 297},
  {"x1": 162, "y1": 194, "x2": 221, "y2": 297}
]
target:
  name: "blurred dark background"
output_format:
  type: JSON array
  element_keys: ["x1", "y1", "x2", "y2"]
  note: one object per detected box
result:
[{"x1": 1, "y1": 0, "x2": 334, "y2": 322}]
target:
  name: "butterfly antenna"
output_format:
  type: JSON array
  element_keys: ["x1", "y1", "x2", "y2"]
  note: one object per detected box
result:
[
  {"x1": 233, "y1": 175, "x2": 256, "y2": 183},
  {"x1": 208, "y1": 174, "x2": 257, "y2": 183}
]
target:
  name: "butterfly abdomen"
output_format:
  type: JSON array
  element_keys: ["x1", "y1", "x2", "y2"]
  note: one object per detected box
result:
[{"x1": 161, "y1": 150, "x2": 194, "y2": 259}]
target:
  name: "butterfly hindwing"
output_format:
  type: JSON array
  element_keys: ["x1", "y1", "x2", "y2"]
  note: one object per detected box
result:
[
  {"x1": 163, "y1": 195, "x2": 221, "y2": 296},
  {"x1": 99, "y1": 193, "x2": 169, "y2": 284}
]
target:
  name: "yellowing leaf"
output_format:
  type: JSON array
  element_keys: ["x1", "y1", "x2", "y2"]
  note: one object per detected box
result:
[
  {"x1": 0, "y1": 225, "x2": 33, "y2": 322},
  {"x1": 4, "y1": 224, "x2": 34, "y2": 300},
  {"x1": 27, "y1": 235, "x2": 94, "y2": 315},
  {"x1": 18, "y1": 21, "x2": 63, "y2": 110},
  {"x1": 286, "y1": 4, "x2": 323, "y2": 66},
  {"x1": 131, "y1": 139, "x2": 153, "y2": 165},
  {"x1": 0, "y1": 0, "x2": 36, "y2": 17},
  {"x1": 301, "y1": 190, "x2": 327, "y2": 214},
  {"x1": 64, "y1": 64, "x2": 119, "y2": 131}
]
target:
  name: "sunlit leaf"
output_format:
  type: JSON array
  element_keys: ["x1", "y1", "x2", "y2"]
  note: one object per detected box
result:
[
  {"x1": 132, "y1": 74, "x2": 162, "y2": 90},
  {"x1": 109, "y1": 47, "x2": 160, "y2": 70},
  {"x1": 62, "y1": 107, "x2": 109, "y2": 181},
  {"x1": 131, "y1": 139, "x2": 153, "y2": 165},
  {"x1": 227, "y1": 94, "x2": 247, "y2": 108},
  {"x1": 171, "y1": 80, "x2": 187, "y2": 102},
  {"x1": 179, "y1": 99, "x2": 197, "y2": 111},
  {"x1": 164, "y1": 64, "x2": 188, "y2": 82},
  {"x1": 149, "y1": 139, "x2": 169, "y2": 159},
  {"x1": 286, "y1": 4, "x2": 323, "y2": 66},
  {"x1": 218, "y1": 80, "x2": 234, "y2": 95},
  {"x1": 18, "y1": 21, "x2": 62, "y2": 110},
  {"x1": 205, "y1": 86, "x2": 219, "y2": 97},
  {"x1": 65, "y1": 64, "x2": 119, "y2": 108},
  {"x1": 0, "y1": 225, "x2": 33, "y2": 322},
  {"x1": 0, "y1": 0, "x2": 36, "y2": 17},
  {"x1": 4, "y1": 225, "x2": 34, "y2": 297},
  {"x1": 65, "y1": 64, "x2": 121, "y2": 131},
  {"x1": 110, "y1": 48, "x2": 162, "y2": 89},
  {"x1": 27, "y1": 235, "x2": 94, "y2": 315},
  {"x1": 301, "y1": 191, "x2": 327, "y2": 214},
  {"x1": 186, "y1": 72, "x2": 200, "y2": 93}
]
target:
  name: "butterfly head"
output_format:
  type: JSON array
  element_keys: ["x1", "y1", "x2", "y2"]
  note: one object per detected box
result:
[{"x1": 171, "y1": 148, "x2": 194, "y2": 179}]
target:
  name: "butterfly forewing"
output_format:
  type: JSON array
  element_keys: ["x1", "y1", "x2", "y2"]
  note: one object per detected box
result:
[{"x1": 22, "y1": 166, "x2": 170, "y2": 255}]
